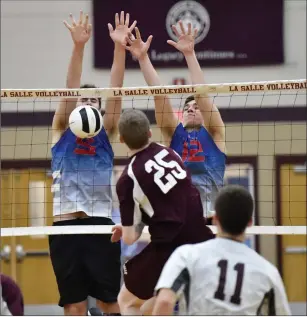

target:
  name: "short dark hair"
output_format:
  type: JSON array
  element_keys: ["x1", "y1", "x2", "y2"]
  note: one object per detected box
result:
[
  {"x1": 118, "y1": 109, "x2": 150, "y2": 150},
  {"x1": 184, "y1": 95, "x2": 195, "y2": 106},
  {"x1": 80, "y1": 83, "x2": 102, "y2": 109},
  {"x1": 215, "y1": 185, "x2": 254, "y2": 235}
]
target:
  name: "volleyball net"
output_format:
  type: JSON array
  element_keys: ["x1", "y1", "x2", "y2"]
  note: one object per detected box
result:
[{"x1": 1, "y1": 79, "x2": 307, "y2": 240}]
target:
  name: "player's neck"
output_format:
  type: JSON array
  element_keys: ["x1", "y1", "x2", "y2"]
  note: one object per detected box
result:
[
  {"x1": 129, "y1": 143, "x2": 150, "y2": 157},
  {"x1": 184, "y1": 125, "x2": 201, "y2": 132},
  {"x1": 217, "y1": 232, "x2": 246, "y2": 243}
]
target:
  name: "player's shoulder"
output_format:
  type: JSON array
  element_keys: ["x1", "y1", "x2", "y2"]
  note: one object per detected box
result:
[
  {"x1": 171, "y1": 244, "x2": 198, "y2": 263},
  {"x1": 116, "y1": 164, "x2": 130, "y2": 187},
  {"x1": 137, "y1": 142, "x2": 173, "y2": 158},
  {"x1": 254, "y1": 252, "x2": 280, "y2": 276},
  {"x1": 241, "y1": 244, "x2": 280, "y2": 276},
  {"x1": 152, "y1": 142, "x2": 184, "y2": 160},
  {"x1": 176, "y1": 240, "x2": 213, "y2": 258}
]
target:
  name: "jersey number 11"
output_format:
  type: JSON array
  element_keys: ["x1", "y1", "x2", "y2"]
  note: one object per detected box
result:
[{"x1": 214, "y1": 259, "x2": 245, "y2": 305}]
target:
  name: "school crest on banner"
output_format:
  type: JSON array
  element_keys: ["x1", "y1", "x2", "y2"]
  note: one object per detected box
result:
[{"x1": 93, "y1": 0, "x2": 284, "y2": 68}]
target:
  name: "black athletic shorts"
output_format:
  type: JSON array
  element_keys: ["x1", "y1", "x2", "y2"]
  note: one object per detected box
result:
[{"x1": 49, "y1": 217, "x2": 121, "y2": 307}]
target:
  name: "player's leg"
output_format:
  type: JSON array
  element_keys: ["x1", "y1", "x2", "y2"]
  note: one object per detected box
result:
[
  {"x1": 83, "y1": 217, "x2": 122, "y2": 315},
  {"x1": 118, "y1": 284, "x2": 146, "y2": 315},
  {"x1": 64, "y1": 300, "x2": 88, "y2": 316},
  {"x1": 140, "y1": 297, "x2": 156, "y2": 315},
  {"x1": 119, "y1": 243, "x2": 175, "y2": 315},
  {"x1": 49, "y1": 220, "x2": 90, "y2": 316}
]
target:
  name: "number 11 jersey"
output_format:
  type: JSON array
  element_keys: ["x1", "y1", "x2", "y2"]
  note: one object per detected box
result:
[
  {"x1": 116, "y1": 142, "x2": 211, "y2": 245},
  {"x1": 51, "y1": 128, "x2": 114, "y2": 218},
  {"x1": 155, "y1": 237, "x2": 291, "y2": 315}
]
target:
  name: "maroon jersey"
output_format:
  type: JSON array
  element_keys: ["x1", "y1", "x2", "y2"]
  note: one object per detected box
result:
[{"x1": 116, "y1": 142, "x2": 208, "y2": 244}]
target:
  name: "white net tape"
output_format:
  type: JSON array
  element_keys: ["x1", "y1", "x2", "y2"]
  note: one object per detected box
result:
[
  {"x1": 1, "y1": 79, "x2": 307, "y2": 99},
  {"x1": 1, "y1": 225, "x2": 306, "y2": 238},
  {"x1": 1, "y1": 79, "x2": 306, "y2": 238}
]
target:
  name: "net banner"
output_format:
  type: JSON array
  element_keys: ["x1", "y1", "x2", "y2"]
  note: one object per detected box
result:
[{"x1": 93, "y1": 0, "x2": 284, "y2": 69}]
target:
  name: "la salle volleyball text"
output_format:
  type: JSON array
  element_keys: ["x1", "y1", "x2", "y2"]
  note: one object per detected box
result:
[
  {"x1": 1, "y1": 81, "x2": 306, "y2": 99},
  {"x1": 1, "y1": 91, "x2": 82, "y2": 98},
  {"x1": 112, "y1": 87, "x2": 197, "y2": 96},
  {"x1": 229, "y1": 81, "x2": 307, "y2": 92}
]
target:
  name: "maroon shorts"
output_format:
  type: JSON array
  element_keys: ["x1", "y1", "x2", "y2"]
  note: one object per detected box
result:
[
  {"x1": 123, "y1": 223, "x2": 214, "y2": 300},
  {"x1": 1, "y1": 274, "x2": 24, "y2": 315},
  {"x1": 123, "y1": 243, "x2": 177, "y2": 300}
]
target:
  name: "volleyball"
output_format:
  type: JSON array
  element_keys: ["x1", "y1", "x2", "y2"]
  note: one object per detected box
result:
[{"x1": 69, "y1": 105, "x2": 103, "y2": 139}]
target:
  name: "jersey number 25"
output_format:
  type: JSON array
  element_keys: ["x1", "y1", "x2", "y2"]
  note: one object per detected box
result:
[{"x1": 145, "y1": 149, "x2": 187, "y2": 194}]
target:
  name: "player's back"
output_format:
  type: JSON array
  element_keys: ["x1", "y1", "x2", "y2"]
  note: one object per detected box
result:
[
  {"x1": 51, "y1": 128, "x2": 114, "y2": 217},
  {"x1": 118, "y1": 142, "x2": 207, "y2": 244},
  {"x1": 166, "y1": 238, "x2": 290, "y2": 315}
]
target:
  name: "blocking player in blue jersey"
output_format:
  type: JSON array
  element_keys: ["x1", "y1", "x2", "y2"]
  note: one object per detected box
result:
[
  {"x1": 124, "y1": 22, "x2": 226, "y2": 219},
  {"x1": 50, "y1": 11, "x2": 136, "y2": 315}
]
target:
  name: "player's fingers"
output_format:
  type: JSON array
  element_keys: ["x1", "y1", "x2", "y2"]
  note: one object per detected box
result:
[
  {"x1": 87, "y1": 24, "x2": 92, "y2": 36},
  {"x1": 187, "y1": 22, "x2": 192, "y2": 35},
  {"x1": 126, "y1": 35, "x2": 133, "y2": 45},
  {"x1": 115, "y1": 13, "x2": 119, "y2": 26},
  {"x1": 120, "y1": 11, "x2": 125, "y2": 25},
  {"x1": 125, "y1": 13, "x2": 130, "y2": 26},
  {"x1": 69, "y1": 13, "x2": 77, "y2": 27},
  {"x1": 110, "y1": 234, "x2": 116, "y2": 242},
  {"x1": 167, "y1": 40, "x2": 177, "y2": 47},
  {"x1": 63, "y1": 20, "x2": 72, "y2": 31},
  {"x1": 112, "y1": 225, "x2": 121, "y2": 231},
  {"x1": 78, "y1": 10, "x2": 83, "y2": 25},
  {"x1": 194, "y1": 28, "x2": 198, "y2": 37},
  {"x1": 111, "y1": 234, "x2": 120, "y2": 243},
  {"x1": 129, "y1": 20, "x2": 137, "y2": 32},
  {"x1": 83, "y1": 14, "x2": 89, "y2": 28},
  {"x1": 108, "y1": 23, "x2": 114, "y2": 33},
  {"x1": 128, "y1": 31, "x2": 136, "y2": 41},
  {"x1": 179, "y1": 20, "x2": 186, "y2": 35},
  {"x1": 146, "y1": 35, "x2": 153, "y2": 46},
  {"x1": 172, "y1": 25, "x2": 180, "y2": 38},
  {"x1": 123, "y1": 44, "x2": 132, "y2": 51},
  {"x1": 135, "y1": 27, "x2": 141, "y2": 40}
]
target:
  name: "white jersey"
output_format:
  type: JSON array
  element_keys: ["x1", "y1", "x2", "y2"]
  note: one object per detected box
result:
[{"x1": 155, "y1": 237, "x2": 291, "y2": 315}]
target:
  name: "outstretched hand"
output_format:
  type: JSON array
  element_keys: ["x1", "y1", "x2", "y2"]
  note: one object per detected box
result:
[
  {"x1": 124, "y1": 27, "x2": 153, "y2": 60},
  {"x1": 111, "y1": 224, "x2": 123, "y2": 243},
  {"x1": 108, "y1": 11, "x2": 137, "y2": 46},
  {"x1": 63, "y1": 10, "x2": 92, "y2": 46},
  {"x1": 167, "y1": 20, "x2": 198, "y2": 54}
]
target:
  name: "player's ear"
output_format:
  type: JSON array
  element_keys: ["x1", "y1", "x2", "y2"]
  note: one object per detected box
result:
[
  {"x1": 247, "y1": 218, "x2": 253, "y2": 227},
  {"x1": 119, "y1": 134, "x2": 125, "y2": 144},
  {"x1": 148, "y1": 129, "x2": 152, "y2": 139},
  {"x1": 212, "y1": 214, "x2": 218, "y2": 226}
]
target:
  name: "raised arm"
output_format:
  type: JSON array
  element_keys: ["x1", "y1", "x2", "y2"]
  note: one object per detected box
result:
[
  {"x1": 125, "y1": 28, "x2": 178, "y2": 143},
  {"x1": 104, "y1": 12, "x2": 137, "y2": 137},
  {"x1": 52, "y1": 11, "x2": 91, "y2": 145},
  {"x1": 168, "y1": 21, "x2": 226, "y2": 152}
]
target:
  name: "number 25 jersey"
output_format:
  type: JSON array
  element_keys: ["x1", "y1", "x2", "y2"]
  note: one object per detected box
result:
[
  {"x1": 51, "y1": 128, "x2": 113, "y2": 218},
  {"x1": 170, "y1": 124, "x2": 226, "y2": 217},
  {"x1": 116, "y1": 142, "x2": 210, "y2": 244}
]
